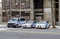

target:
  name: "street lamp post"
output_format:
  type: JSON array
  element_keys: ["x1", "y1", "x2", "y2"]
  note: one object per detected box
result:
[{"x1": 51, "y1": 0, "x2": 56, "y2": 28}]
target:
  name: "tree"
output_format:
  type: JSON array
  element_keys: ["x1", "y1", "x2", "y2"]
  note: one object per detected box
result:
[{"x1": 51, "y1": 0, "x2": 56, "y2": 28}]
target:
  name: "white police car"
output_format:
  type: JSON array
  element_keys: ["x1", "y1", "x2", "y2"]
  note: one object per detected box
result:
[
  {"x1": 35, "y1": 21, "x2": 50, "y2": 29},
  {"x1": 22, "y1": 21, "x2": 36, "y2": 28},
  {"x1": 7, "y1": 18, "x2": 26, "y2": 28}
]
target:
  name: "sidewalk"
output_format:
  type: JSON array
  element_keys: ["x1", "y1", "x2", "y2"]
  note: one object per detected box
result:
[
  {"x1": 0, "y1": 23, "x2": 60, "y2": 29},
  {"x1": 0, "y1": 23, "x2": 7, "y2": 28},
  {"x1": 56, "y1": 26, "x2": 60, "y2": 29},
  {"x1": 50, "y1": 26, "x2": 60, "y2": 29}
]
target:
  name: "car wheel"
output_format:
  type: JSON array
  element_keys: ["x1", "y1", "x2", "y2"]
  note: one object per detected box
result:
[
  {"x1": 8, "y1": 26, "x2": 11, "y2": 28},
  {"x1": 14, "y1": 26, "x2": 17, "y2": 28},
  {"x1": 16, "y1": 24, "x2": 19, "y2": 28},
  {"x1": 23, "y1": 27, "x2": 26, "y2": 28},
  {"x1": 48, "y1": 25, "x2": 50, "y2": 29},
  {"x1": 45, "y1": 26, "x2": 47, "y2": 29},
  {"x1": 31, "y1": 25, "x2": 35, "y2": 28},
  {"x1": 11, "y1": 25, "x2": 16, "y2": 28},
  {"x1": 17, "y1": 26, "x2": 21, "y2": 28}
]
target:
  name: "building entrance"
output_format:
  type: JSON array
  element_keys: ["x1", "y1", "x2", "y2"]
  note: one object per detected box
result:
[
  {"x1": 33, "y1": 0, "x2": 44, "y2": 21},
  {"x1": 54, "y1": 0, "x2": 59, "y2": 25}
]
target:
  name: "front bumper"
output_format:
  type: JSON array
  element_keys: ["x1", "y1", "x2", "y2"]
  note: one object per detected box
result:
[
  {"x1": 22, "y1": 24, "x2": 32, "y2": 28},
  {"x1": 36, "y1": 25, "x2": 45, "y2": 29},
  {"x1": 8, "y1": 23, "x2": 17, "y2": 28}
]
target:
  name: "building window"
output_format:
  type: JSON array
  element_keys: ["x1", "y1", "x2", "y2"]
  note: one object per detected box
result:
[
  {"x1": 11, "y1": 0, "x2": 16, "y2": 9},
  {"x1": 11, "y1": 11, "x2": 20, "y2": 17},
  {"x1": 33, "y1": 0, "x2": 43, "y2": 9},
  {"x1": 2, "y1": 12, "x2": 8, "y2": 22},
  {"x1": 21, "y1": 11, "x2": 30, "y2": 16},
  {"x1": 10, "y1": 0, "x2": 20, "y2": 9},
  {"x1": 20, "y1": 0, "x2": 30, "y2": 9},
  {"x1": 2, "y1": 0, "x2": 10, "y2": 10},
  {"x1": 21, "y1": 11, "x2": 30, "y2": 21},
  {"x1": 15, "y1": 0, "x2": 20, "y2": 9},
  {"x1": 55, "y1": 0, "x2": 59, "y2": 8},
  {"x1": 2, "y1": 0, "x2": 30, "y2": 9}
]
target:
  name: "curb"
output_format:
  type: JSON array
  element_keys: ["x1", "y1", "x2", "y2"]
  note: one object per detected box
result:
[
  {"x1": 49, "y1": 26, "x2": 60, "y2": 29},
  {"x1": 0, "y1": 24, "x2": 7, "y2": 28}
]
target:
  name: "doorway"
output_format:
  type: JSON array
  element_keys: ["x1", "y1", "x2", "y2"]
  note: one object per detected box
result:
[
  {"x1": 55, "y1": 0, "x2": 59, "y2": 25},
  {"x1": 33, "y1": 0, "x2": 44, "y2": 21}
]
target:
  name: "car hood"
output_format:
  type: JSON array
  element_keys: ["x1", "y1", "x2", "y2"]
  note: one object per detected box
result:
[
  {"x1": 8, "y1": 20, "x2": 17, "y2": 23},
  {"x1": 36, "y1": 24, "x2": 46, "y2": 26},
  {"x1": 23, "y1": 23, "x2": 32, "y2": 25}
]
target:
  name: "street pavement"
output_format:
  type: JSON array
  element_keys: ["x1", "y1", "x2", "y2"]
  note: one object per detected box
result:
[
  {"x1": 0, "y1": 24, "x2": 60, "y2": 39},
  {"x1": 0, "y1": 23, "x2": 7, "y2": 28},
  {"x1": 0, "y1": 31, "x2": 60, "y2": 39},
  {"x1": 0, "y1": 28, "x2": 60, "y2": 39}
]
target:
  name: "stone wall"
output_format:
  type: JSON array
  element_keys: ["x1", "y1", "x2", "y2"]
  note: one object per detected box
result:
[
  {"x1": 44, "y1": 0, "x2": 52, "y2": 22},
  {"x1": 30, "y1": 0, "x2": 34, "y2": 21},
  {"x1": 0, "y1": 7, "x2": 2, "y2": 23},
  {"x1": 59, "y1": 0, "x2": 60, "y2": 25}
]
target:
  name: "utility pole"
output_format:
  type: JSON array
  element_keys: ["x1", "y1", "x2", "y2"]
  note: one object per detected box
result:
[
  {"x1": 51, "y1": 0, "x2": 56, "y2": 28},
  {"x1": 5, "y1": 1, "x2": 8, "y2": 22},
  {"x1": 20, "y1": 0, "x2": 21, "y2": 18}
]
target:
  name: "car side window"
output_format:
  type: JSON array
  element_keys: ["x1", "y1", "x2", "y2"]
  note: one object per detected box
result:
[
  {"x1": 33, "y1": 22, "x2": 36, "y2": 23},
  {"x1": 46, "y1": 21, "x2": 49, "y2": 23},
  {"x1": 20, "y1": 18, "x2": 25, "y2": 21}
]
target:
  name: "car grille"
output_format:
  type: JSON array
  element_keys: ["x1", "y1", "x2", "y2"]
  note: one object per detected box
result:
[{"x1": 8, "y1": 23, "x2": 15, "y2": 25}]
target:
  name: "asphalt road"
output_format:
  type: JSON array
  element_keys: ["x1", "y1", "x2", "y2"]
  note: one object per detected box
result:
[{"x1": 0, "y1": 28, "x2": 60, "y2": 39}]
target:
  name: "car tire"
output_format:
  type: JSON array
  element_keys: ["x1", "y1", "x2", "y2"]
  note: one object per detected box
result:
[
  {"x1": 16, "y1": 24, "x2": 22, "y2": 28},
  {"x1": 8, "y1": 26, "x2": 11, "y2": 28},
  {"x1": 31, "y1": 25, "x2": 34, "y2": 28},
  {"x1": 23, "y1": 27, "x2": 26, "y2": 28},
  {"x1": 47, "y1": 25, "x2": 50, "y2": 29},
  {"x1": 12, "y1": 26, "x2": 17, "y2": 28},
  {"x1": 45, "y1": 26, "x2": 47, "y2": 29}
]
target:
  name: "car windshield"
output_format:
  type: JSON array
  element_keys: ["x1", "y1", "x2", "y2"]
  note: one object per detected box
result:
[
  {"x1": 11, "y1": 18, "x2": 18, "y2": 21},
  {"x1": 20, "y1": 18, "x2": 25, "y2": 21}
]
